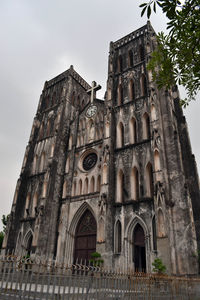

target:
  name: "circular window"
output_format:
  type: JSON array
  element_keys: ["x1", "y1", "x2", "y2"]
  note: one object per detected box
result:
[{"x1": 83, "y1": 153, "x2": 98, "y2": 171}]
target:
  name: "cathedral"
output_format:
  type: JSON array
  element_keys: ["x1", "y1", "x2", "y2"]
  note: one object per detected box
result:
[{"x1": 3, "y1": 22, "x2": 200, "y2": 275}]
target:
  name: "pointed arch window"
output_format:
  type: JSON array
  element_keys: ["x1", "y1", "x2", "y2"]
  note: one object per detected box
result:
[
  {"x1": 103, "y1": 165, "x2": 108, "y2": 184},
  {"x1": 131, "y1": 167, "x2": 139, "y2": 200},
  {"x1": 117, "y1": 84, "x2": 123, "y2": 105},
  {"x1": 68, "y1": 135, "x2": 73, "y2": 150},
  {"x1": 32, "y1": 193, "x2": 38, "y2": 216},
  {"x1": 46, "y1": 119, "x2": 51, "y2": 136},
  {"x1": 52, "y1": 92, "x2": 56, "y2": 106},
  {"x1": 141, "y1": 74, "x2": 147, "y2": 96},
  {"x1": 50, "y1": 143, "x2": 55, "y2": 158},
  {"x1": 152, "y1": 216, "x2": 157, "y2": 250},
  {"x1": 78, "y1": 179, "x2": 82, "y2": 195},
  {"x1": 42, "y1": 181, "x2": 48, "y2": 198},
  {"x1": 154, "y1": 150, "x2": 161, "y2": 172},
  {"x1": 145, "y1": 162, "x2": 154, "y2": 198},
  {"x1": 158, "y1": 209, "x2": 166, "y2": 237},
  {"x1": 129, "y1": 79, "x2": 135, "y2": 101},
  {"x1": 90, "y1": 176, "x2": 95, "y2": 193},
  {"x1": 116, "y1": 169, "x2": 124, "y2": 203},
  {"x1": 117, "y1": 55, "x2": 123, "y2": 72},
  {"x1": 84, "y1": 178, "x2": 89, "y2": 194},
  {"x1": 33, "y1": 155, "x2": 38, "y2": 174},
  {"x1": 142, "y1": 113, "x2": 150, "y2": 140},
  {"x1": 40, "y1": 152, "x2": 45, "y2": 172},
  {"x1": 72, "y1": 181, "x2": 77, "y2": 196},
  {"x1": 39, "y1": 123, "x2": 44, "y2": 140},
  {"x1": 25, "y1": 193, "x2": 31, "y2": 217},
  {"x1": 139, "y1": 45, "x2": 145, "y2": 61},
  {"x1": 115, "y1": 220, "x2": 122, "y2": 253},
  {"x1": 71, "y1": 92, "x2": 75, "y2": 106},
  {"x1": 62, "y1": 181, "x2": 67, "y2": 198},
  {"x1": 151, "y1": 104, "x2": 157, "y2": 121},
  {"x1": 97, "y1": 175, "x2": 101, "y2": 192},
  {"x1": 129, "y1": 117, "x2": 137, "y2": 144},
  {"x1": 128, "y1": 50, "x2": 134, "y2": 67},
  {"x1": 117, "y1": 122, "x2": 125, "y2": 148}
]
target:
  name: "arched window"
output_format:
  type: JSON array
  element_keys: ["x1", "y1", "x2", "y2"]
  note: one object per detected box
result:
[
  {"x1": 142, "y1": 113, "x2": 150, "y2": 140},
  {"x1": 25, "y1": 193, "x2": 31, "y2": 217},
  {"x1": 117, "y1": 84, "x2": 123, "y2": 105},
  {"x1": 158, "y1": 209, "x2": 165, "y2": 237},
  {"x1": 72, "y1": 181, "x2": 77, "y2": 196},
  {"x1": 151, "y1": 104, "x2": 157, "y2": 121},
  {"x1": 103, "y1": 164, "x2": 108, "y2": 184},
  {"x1": 62, "y1": 181, "x2": 67, "y2": 198},
  {"x1": 76, "y1": 95, "x2": 80, "y2": 107},
  {"x1": 117, "y1": 122, "x2": 125, "y2": 148},
  {"x1": 32, "y1": 155, "x2": 38, "y2": 174},
  {"x1": 40, "y1": 152, "x2": 45, "y2": 172},
  {"x1": 46, "y1": 119, "x2": 51, "y2": 136},
  {"x1": 97, "y1": 175, "x2": 101, "y2": 192},
  {"x1": 68, "y1": 135, "x2": 72, "y2": 150},
  {"x1": 105, "y1": 121, "x2": 110, "y2": 138},
  {"x1": 84, "y1": 178, "x2": 88, "y2": 194},
  {"x1": 129, "y1": 117, "x2": 137, "y2": 144},
  {"x1": 42, "y1": 181, "x2": 48, "y2": 198},
  {"x1": 116, "y1": 169, "x2": 124, "y2": 203},
  {"x1": 90, "y1": 176, "x2": 95, "y2": 193},
  {"x1": 78, "y1": 179, "x2": 82, "y2": 195},
  {"x1": 32, "y1": 193, "x2": 38, "y2": 216},
  {"x1": 154, "y1": 150, "x2": 161, "y2": 172},
  {"x1": 131, "y1": 167, "x2": 139, "y2": 200},
  {"x1": 146, "y1": 162, "x2": 154, "y2": 198},
  {"x1": 141, "y1": 74, "x2": 147, "y2": 96},
  {"x1": 71, "y1": 92, "x2": 75, "y2": 106},
  {"x1": 115, "y1": 220, "x2": 122, "y2": 253},
  {"x1": 118, "y1": 55, "x2": 123, "y2": 72},
  {"x1": 65, "y1": 157, "x2": 70, "y2": 173},
  {"x1": 39, "y1": 123, "x2": 44, "y2": 140},
  {"x1": 139, "y1": 45, "x2": 145, "y2": 61},
  {"x1": 77, "y1": 135, "x2": 81, "y2": 147},
  {"x1": 152, "y1": 216, "x2": 157, "y2": 250},
  {"x1": 129, "y1": 79, "x2": 135, "y2": 101},
  {"x1": 50, "y1": 144, "x2": 55, "y2": 158},
  {"x1": 128, "y1": 50, "x2": 134, "y2": 67},
  {"x1": 52, "y1": 92, "x2": 56, "y2": 106}
]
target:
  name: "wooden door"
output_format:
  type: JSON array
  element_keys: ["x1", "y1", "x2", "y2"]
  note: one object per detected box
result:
[
  {"x1": 133, "y1": 224, "x2": 146, "y2": 272},
  {"x1": 74, "y1": 210, "x2": 97, "y2": 263}
]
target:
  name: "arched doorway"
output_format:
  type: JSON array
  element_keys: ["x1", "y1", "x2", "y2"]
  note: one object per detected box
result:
[
  {"x1": 74, "y1": 210, "x2": 97, "y2": 263},
  {"x1": 133, "y1": 224, "x2": 146, "y2": 272}
]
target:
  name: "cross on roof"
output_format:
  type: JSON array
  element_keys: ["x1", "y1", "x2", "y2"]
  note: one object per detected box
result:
[{"x1": 87, "y1": 81, "x2": 101, "y2": 104}]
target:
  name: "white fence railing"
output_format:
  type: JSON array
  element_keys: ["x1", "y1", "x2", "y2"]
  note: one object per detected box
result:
[{"x1": 0, "y1": 254, "x2": 200, "y2": 299}]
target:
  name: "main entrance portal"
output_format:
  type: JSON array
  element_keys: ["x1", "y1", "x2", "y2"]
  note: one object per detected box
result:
[
  {"x1": 74, "y1": 210, "x2": 97, "y2": 263},
  {"x1": 133, "y1": 224, "x2": 146, "y2": 272}
]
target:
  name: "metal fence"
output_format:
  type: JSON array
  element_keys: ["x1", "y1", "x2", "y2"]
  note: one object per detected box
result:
[{"x1": 0, "y1": 254, "x2": 200, "y2": 300}]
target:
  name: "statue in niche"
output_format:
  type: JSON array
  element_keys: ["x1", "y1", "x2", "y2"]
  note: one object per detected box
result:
[
  {"x1": 98, "y1": 193, "x2": 107, "y2": 215},
  {"x1": 103, "y1": 145, "x2": 110, "y2": 163},
  {"x1": 88, "y1": 121, "x2": 95, "y2": 142}
]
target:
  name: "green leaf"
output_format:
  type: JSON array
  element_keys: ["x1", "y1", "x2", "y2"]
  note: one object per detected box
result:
[
  {"x1": 147, "y1": 5, "x2": 152, "y2": 18},
  {"x1": 141, "y1": 6, "x2": 147, "y2": 17},
  {"x1": 139, "y1": 3, "x2": 147, "y2": 8}
]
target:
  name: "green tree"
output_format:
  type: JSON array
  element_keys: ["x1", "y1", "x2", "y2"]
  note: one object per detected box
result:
[
  {"x1": 140, "y1": 0, "x2": 200, "y2": 106},
  {"x1": 152, "y1": 257, "x2": 166, "y2": 274},
  {"x1": 0, "y1": 214, "x2": 9, "y2": 250}
]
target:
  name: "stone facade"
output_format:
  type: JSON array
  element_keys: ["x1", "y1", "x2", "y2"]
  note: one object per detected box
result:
[{"x1": 4, "y1": 22, "x2": 200, "y2": 275}]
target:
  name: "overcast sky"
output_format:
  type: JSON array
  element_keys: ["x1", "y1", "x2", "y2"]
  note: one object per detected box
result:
[{"x1": 0, "y1": 0, "x2": 199, "y2": 231}]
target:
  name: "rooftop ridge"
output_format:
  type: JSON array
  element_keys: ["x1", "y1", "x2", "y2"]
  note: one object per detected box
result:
[
  {"x1": 46, "y1": 66, "x2": 91, "y2": 91},
  {"x1": 112, "y1": 23, "x2": 149, "y2": 50}
]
